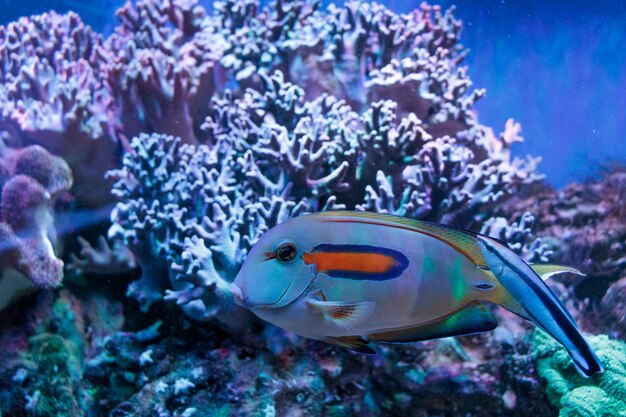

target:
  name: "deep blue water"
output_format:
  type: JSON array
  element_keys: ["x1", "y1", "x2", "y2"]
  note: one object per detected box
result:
[{"x1": 2, "y1": 0, "x2": 625, "y2": 188}]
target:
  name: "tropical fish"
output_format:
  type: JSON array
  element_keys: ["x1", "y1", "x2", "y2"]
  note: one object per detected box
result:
[{"x1": 230, "y1": 211, "x2": 604, "y2": 377}]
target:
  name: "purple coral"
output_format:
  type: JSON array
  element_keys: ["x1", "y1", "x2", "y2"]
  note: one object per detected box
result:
[
  {"x1": 0, "y1": 11, "x2": 118, "y2": 208},
  {"x1": 6, "y1": 145, "x2": 73, "y2": 198},
  {"x1": 0, "y1": 175, "x2": 63, "y2": 310},
  {"x1": 1, "y1": 175, "x2": 51, "y2": 234},
  {"x1": 0, "y1": 143, "x2": 72, "y2": 310},
  {"x1": 102, "y1": 0, "x2": 226, "y2": 145}
]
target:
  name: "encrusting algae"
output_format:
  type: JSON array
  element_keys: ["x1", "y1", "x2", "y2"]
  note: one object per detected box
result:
[{"x1": 531, "y1": 330, "x2": 626, "y2": 417}]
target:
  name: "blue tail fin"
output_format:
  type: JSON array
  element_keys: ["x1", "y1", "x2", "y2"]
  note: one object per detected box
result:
[{"x1": 476, "y1": 236, "x2": 604, "y2": 377}]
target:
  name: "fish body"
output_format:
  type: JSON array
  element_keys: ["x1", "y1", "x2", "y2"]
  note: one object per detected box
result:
[{"x1": 232, "y1": 211, "x2": 603, "y2": 377}]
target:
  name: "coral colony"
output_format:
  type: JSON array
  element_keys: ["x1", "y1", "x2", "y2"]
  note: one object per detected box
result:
[{"x1": 0, "y1": 1, "x2": 623, "y2": 416}]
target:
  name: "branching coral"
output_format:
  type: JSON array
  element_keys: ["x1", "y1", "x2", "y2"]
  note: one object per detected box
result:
[
  {"x1": 531, "y1": 330, "x2": 626, "y2": 417},
  {"x1": 102, "y1": 0, "x2": 227, "y2": 145},
  {"x1": 1, "y1": 0, "x2": 542, "y2": 325},
  {"x1": 68, "y1": 236, "x2": 137, "y2": 276},
  {"x1": 110, "y1": 65, "x2": 540, "y2": 322},
  {"x1": 105, "y1": 0, "x2": 542, "y2": 323},
  {"x1": 480, "y1": 212, "x2": 552, "y2": 263},
  {"x1": 0, "y1": 12, "x2": 118, "y2": 207},
  {"x1": 215, "y1": 0, "x2": 479, "y2": 134},
  {"x1": 0, "y1": 145, "x2": 71, "y2": 310}
]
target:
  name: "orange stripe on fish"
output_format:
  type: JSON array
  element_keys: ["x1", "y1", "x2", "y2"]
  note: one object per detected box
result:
[{"x1": 302, "y1": 244, "x2": 409, "y2": 281}]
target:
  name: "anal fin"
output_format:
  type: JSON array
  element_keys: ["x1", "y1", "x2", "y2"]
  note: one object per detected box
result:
[
  {"x1": 368, "y1": 301, "x2": 497, "y2": 343},
  {"x1": 326, "y1": 335, "x2": 376, "y2": 354}
]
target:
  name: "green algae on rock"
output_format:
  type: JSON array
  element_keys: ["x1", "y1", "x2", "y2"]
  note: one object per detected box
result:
[{"x1": 531, "y1": 330, "x2": 626, "y2": 417}]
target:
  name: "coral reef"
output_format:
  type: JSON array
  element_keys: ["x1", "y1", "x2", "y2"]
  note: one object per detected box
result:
[
  {"x1": 531, "y1": 330, "x2": 626, "y2": 417},
  {"x1": 0, "y1": 284, "x2": 555, "y2": 417},
  {"x1": 504, "y1": 171, "x2": 626, "y2": 286},
  {"x1": 0, "y1": 144, "x2": 72, "y2": 310},
  {"x1": 0, "y1": 11, "x2": 118, "y2": 207},
  {"x1": 109, "y1": 3, "x2": 541, "y2": 318},
  {"x1": 1, "y1": 1, "x2": 624, "y2": 417},
  {"x1": 502, "y1": 170, "x2": 626, "y2": 336}
]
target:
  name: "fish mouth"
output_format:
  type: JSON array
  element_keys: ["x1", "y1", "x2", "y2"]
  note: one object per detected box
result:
[
  {"x1": 249, "y1": 275, "x2": 317, "y2": 310},
  {"x1": 243, "y1": 281, "x2": 293, "y2": 310}
]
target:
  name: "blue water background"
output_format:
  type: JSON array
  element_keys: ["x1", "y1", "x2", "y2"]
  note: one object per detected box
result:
[{"x1": 2, "y1": 0, "x2": 625, "y2": 188}]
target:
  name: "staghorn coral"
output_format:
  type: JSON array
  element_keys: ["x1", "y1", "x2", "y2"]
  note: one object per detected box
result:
[
  {"x1": 102, "y1": 0, "x2": 227, "y2": 145},
  {"x1": 0, "y1": 11, "x2": 119, "y2": 207},
  {"x1": 0, "y1": 144, "x2": 72, "y2": 311},
  {"x1": 531, "y1": 330, "x2": 626, "y2": 417}
]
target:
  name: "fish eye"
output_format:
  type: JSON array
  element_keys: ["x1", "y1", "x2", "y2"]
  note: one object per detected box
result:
[{"x1": 275, "y1": 241, "x2": 297, "y2": 263}]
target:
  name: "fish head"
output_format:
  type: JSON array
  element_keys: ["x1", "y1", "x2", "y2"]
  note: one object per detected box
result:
[{"x1": 231, "y1": 216, "x2": 316, "y2": 310}]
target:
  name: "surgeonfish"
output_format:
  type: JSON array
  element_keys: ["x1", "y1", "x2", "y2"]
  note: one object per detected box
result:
[{"x1": 230, "y1": 211, "x2": 604, "y2": 377}]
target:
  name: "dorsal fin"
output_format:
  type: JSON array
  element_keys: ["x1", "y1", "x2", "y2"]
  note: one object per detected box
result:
[{"x1": 316, "y1": 211, "x2": 504, "y2": 268}]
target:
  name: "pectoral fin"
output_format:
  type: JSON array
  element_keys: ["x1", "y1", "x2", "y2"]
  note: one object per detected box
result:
[
  {"x1": 368, "y1": 301, "x2": 497, "y2": 343},
  {"x1": 530, "y1": 263, "x2": 585, "y2": 281},
  {"x1": 307, "y1": 299, "x2": 376, "y2": 329}
]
